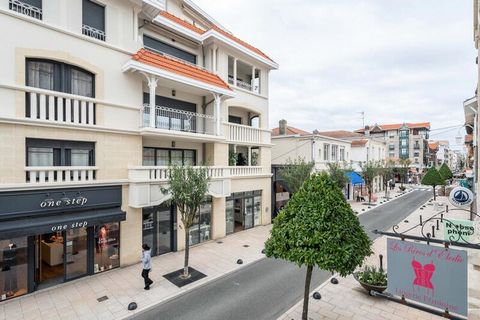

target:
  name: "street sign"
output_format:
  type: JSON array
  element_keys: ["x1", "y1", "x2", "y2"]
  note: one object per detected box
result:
[
  {"x1": 387, "y1": 238, "x2": 468, "y2": 317},
  {"x1": 448, "y1": 186, "x2": 474, "y2": 208},
  {"x1": 444, "y1": 219, "x2": 475, "y2": 244}
]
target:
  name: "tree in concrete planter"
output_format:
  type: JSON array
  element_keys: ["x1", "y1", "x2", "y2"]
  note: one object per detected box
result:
[
  {"x1": 265, "y1": 173, "x2": 372, "y2": 320},
  {"x1": 360, "y1": 161, "x2": 380, "y2": 204},
  {"x1": 327, "y1": 162, "x2": 349, "y2": 191},
  {"x1": 279, "y1": 157, "x2": 315, "y2": 194},
  {"x1": 379, "y1": 160, "x2": 394, "y2": 198},
  {"x1": 421, "y1": 167, "x2": 444, "y2": 201},
  {"x1": 439, "y1": 163, "x2": 453, "y2": 181},
  {"x1": 163, "y1": 166, "x2": 210, "y2": 278},
  {"x1": 398, "y1": 158, "x2": 411, "y2": 188}
]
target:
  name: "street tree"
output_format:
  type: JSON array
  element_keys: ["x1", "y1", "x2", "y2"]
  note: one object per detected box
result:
[
  {"x1": 265, "y1": 173, "x2": 372, "y2": 320},
  {"x1": 379, "y1": 160, "x2": 394, "y2": 198},
  {"x1": 326, "y1": 162, "x2": 349, "y2": 191},
  {"x1": 398, "y1": 158, "x2": 411, "y2": 187},
  {"x1": 421, "y1": 167, "x2": 444, "y2": 201},
  {"x1": 360, "y1": 161, "x2": 380, "y2": 204},
  {"x1": 439, "y1": 163, "x2": 453, "y2": 181},
  {"x1": 279, "y1": 157, "x2": 315, "y2": 194},
  {"x1": 163, "y1": 166, "x2": 210, "y2": 278}
]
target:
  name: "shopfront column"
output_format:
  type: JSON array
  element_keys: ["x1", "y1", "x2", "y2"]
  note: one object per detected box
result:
[{"x1": 211, "y1": 197, "x2": 226, "y2": 239}]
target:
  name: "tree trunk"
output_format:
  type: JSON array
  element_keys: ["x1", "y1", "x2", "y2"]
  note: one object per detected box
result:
[
  {"x1": 302, "y1": 265, "x2": 313, "y2": 320},
  {"x1": 183, "y1": 225, "x2": 190, "y2": 278}
]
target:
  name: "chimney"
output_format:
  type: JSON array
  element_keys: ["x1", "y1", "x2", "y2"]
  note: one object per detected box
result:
[
  {"x1": 279, "y1": 119, "x2": 287, "y2": 135},
  {"x1": 364, "y1": 125, "x2": 370, "y2": 137}
]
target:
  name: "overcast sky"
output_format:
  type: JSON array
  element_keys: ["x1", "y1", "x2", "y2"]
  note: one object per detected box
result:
[{"x1": 196, "y1": 0, "x2": 476, "y2": 149}]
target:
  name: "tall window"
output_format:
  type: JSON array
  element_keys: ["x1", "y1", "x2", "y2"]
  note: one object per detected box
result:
[
  {"x1": 331, "y1": 145, "x2": 338, "y2": 162},
  {"x1": 323, "y1": 144, "x2": 330, "y2": 161},
  {"x1": 82, "y1": 0, "x2": 106, "y2": 41},
  {"x1": 26, "y1": 138, "x2": 95, "y2": 167},
  {"x1": 9, "y1": 0, "x2": 42, "y2": 20},
  {"x1": 339, "y1": 147, "x2": 345, "y2": 162},
  {"x1": 0, "y1": 237, "x2": 28, "y2": 301},
  {"x1": 144, "y1": 35, "x2": 196, "y2": 64},
  {"x1": 189, "y1": 197, "x2": 212, "y2": 245}
]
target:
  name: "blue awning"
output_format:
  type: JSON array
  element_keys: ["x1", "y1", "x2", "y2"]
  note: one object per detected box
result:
[{"x1": 346, "y1": 171, "x2": 364, "y2": 186}]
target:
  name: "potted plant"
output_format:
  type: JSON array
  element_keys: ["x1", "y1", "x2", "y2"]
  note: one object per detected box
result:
[{"x1": 354, "y1": 265, "x2": 387, "y2": 294}]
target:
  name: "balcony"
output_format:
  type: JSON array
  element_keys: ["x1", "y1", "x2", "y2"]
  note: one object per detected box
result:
[
  {"x1": 9, "y1": 0, "x2": 42, "y2": 20},
  {"x1": 26, "y1": 166, "x2": 98, "y2": 184},
  {"x1": 141, "y1": 104, "x2": 220, "y2": 139},
  {"x1": 128, "y1": 166, "x2": 271, "y2": 208},
  {"x1": 414, "y1": 144, "x2": 420, "y2": 149},
  {"x1": 224, "y1": 123, "x2": 271, "y2": 145},
  {"x1": 82, "y1": 24, "x2": 106, "y2": 41}
]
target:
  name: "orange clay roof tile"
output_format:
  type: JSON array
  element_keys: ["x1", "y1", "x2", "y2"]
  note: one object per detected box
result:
[{"x1": 132, "y1": 49, "x2": 232, "y2": 91}]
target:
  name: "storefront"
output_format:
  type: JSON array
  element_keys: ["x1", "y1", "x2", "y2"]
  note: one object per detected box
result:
[
  {"x1": 226, "y1": 191, "x2": 262, "y2": 234},
  {"x1": 0, "y1": 186, "x2": 125, "y2": 301}
]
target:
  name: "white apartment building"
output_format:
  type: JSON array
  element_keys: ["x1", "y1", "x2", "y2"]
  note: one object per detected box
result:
[
  {"x1": 355, "y1": 122, "x2": 430, "y2": 172},
  {"x1": 0, "y1": 0, "x2": 277, "y2": 300},
  {"x1": 435, "y1": 140, "x2": 451, "y2": 167}
]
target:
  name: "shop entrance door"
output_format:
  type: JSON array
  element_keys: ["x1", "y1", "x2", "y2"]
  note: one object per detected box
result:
[
  {"x1": 35, "y1": 228, "x2": 88, "y2": 289},
  {"x1": 142, "y1": 204, "x2": 176, "y2": 257}
]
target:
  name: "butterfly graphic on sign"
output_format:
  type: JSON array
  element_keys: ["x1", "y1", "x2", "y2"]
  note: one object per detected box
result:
[{"x1": 412, "y1": 258, "x2": 435, "y2": 296}]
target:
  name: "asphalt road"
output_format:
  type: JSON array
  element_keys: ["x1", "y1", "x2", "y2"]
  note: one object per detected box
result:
[{"x1": 133, "y1": 188, "x2": 432, "y2": 320}]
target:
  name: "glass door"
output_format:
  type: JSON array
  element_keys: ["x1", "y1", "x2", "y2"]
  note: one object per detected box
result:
[
  {"x1": 65, "y1": 228, "x2": 88, "y2": 281},
  {"x1": 244, "y1": 197, "x2": 254, "y2": 229},
  {"x1": 253, "y1": 196, "x2": 262, "y2": 226},
  {"x1": 225, "y1": 200, "x2": 235, "y2": 235},
  {"x1": 156, "y1": 207, "x2": 172, "y2": 255}
]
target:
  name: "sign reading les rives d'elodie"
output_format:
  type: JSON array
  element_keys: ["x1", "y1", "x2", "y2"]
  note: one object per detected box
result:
[{"x1": 387, "y1": 238, "x2": 468, "y2": 317}]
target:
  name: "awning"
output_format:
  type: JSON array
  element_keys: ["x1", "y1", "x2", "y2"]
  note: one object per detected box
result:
[
  {"x1": 0, "y1": 207, "x2": 126, "y2": 240},
  {"x1": 346, "y1": 171, "x2": 364, "y2": 186}
]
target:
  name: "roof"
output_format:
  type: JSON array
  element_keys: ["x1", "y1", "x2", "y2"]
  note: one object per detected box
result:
[
  {"x1": 271, "y1": 126, "x2": 311, "y2": 137},
  {"x1": 351, "y1": 139, "x2": 368, "y2": 147},
  {"x1": 157, "y1": 10, "x2": 276, "y2": 64},
  {"x1": 316, "y1": 130, "x2": 363, "y2": 139},
  {"x1": 356, "y1": 122, "x2": 431, "y2": 133},
  {"x1": 428, "y1": 142, "x2": 439, "y2": 151},
  {"x1": 132, "y1": 48, "x2": 232, "y2": 91}
]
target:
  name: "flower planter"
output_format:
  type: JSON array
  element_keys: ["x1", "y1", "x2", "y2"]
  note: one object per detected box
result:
[{"x1": 353, "y1": 272, "x2": 387, "y2": 294}]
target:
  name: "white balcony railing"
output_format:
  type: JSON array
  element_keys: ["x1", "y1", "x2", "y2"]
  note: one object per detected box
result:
[
  {"x1": 128, "y1": 166, "x2": 270, "y2": 182},
  {"x1": 142, "y1": 104, "x2": 216, "y2": 135},
  {"x1": 82, "y1": 24, "x2": 106, "y2": 41},
  {"x1": 224, "y1": 123, "x2": 271, "y2": 145},
  {"x1": 9, "y1": 0, "x2": 42, "y2": 20},
  {"x1": 26, "y1": 166, "x2": 98, "y2": 184},
  {"x1": 24, "y1": 87, "x2": 96, "y2": 125}
]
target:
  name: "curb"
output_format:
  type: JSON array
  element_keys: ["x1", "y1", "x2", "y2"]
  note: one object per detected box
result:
[{"x1": 356, "y1": 187, "x2": 418, "y2": 217}]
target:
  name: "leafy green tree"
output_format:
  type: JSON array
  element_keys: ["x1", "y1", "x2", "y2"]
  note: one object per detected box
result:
[
  {"x1": 265, "y1": 173, "x2": 372, "y2": 320},
  {"x1": 163, "y1": 166, "x2": 210, "y2": 278},
  {"x1": 360, "y1": 161, "x2": 380, "y2": 204},
  {"x1": 279, "y1": 157, "x2": 315, "y2": 194},
  {"x1": 421, "y1": 167, "x2": 445, "y2": 201},
  {"x1": 327, "y1": 162, "x2": 349, "y2": 191},
  {"x1": 379, "y1": 160, "x2": 394, "y2": 198},
  {"x1": 438, "y1": 163, "x2": 453, "y2": 181},
  {"x1": 398, "y1": 158, "x2": 411, "y2": 187}
]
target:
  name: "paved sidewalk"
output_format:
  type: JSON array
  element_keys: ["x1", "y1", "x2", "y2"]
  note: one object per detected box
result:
[
  {"x1": 349, "y1": 186, "x2": 415, "y2": 215},
  {"x1": 0, "y1": 225, "x2": 271, "y2": 320}
]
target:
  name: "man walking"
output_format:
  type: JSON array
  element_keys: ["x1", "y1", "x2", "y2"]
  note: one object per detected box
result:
[{"x1": 141, "y1": 244, "x2": 153, "y2": 290}]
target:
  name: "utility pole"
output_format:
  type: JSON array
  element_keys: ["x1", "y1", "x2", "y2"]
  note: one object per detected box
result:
[{"x1": 358, "y1": 111, "x2": 365, "y2": 128}]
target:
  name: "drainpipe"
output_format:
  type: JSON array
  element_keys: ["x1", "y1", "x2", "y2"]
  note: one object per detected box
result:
[{"x1": 469, "y1": 105, "x2": 478, "y2": 187}]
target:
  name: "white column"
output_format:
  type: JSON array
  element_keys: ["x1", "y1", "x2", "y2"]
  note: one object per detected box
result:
[
  {"x1": 213, "y1": 93, "x2": 221, "y2": 135},
  {"x1": 147, "y1": 76, "x2": 158, "y2": 128},
  {"x1": 233, "y1": 58, "x2": 237, "y2": 86},
  {"x1": 251, "y1": 66, "x2": 256, "y2": 91},
  {"x1": 212, "y1": 46, "x2": 217, "y2": 73},
  {"x1": 248, "y1": 146, "x2": 252, "y2": 166}
]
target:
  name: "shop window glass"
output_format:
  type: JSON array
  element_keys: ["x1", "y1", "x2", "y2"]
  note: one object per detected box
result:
[
  {"x1": 254, "y1": 195, "x2": 262, "y2": 226},
  {"x1": 0, "y1": 237, "x2": 28, "y2": 301},
  {"x1": 189, "y1": 198, "x2": 212, "y2": 245},
  {"x1": 94, "y1": 223, "x2": 120, "y2": 273}
]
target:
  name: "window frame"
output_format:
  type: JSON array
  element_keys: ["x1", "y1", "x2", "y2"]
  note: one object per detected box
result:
[
  {"x1": 142, "y1": 147, "x2": 197, "y2": 166},
  {"x1": 82, "y1": 0, "x2": 106, "y2": 40},
  {"x1": 143, "y1": 35, "x2": 197, "y2": 65},
  {"x1": 26, "y1": 138, "x2": 95, "y2": 167}
]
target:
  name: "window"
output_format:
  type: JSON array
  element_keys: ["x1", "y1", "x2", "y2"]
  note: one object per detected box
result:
[
  {"x1": 389, "y1": 144, "x2": 395, "y2": 150},
  {"x1": 144, "y1": 35, "x2": 196, "y2": 64},
  {"x1": 323, "y1": 144, "x2": 330, "y2": 161},
  {"x1": 189, "y1": 197, "x2": 212, "y2": 245},
  {"x1": 26, "y1": 138, "x2": 95, "y2": 167},
  {"x1": 331, "y1": 145, "x2": 338, "y2": 162},
  {"x1": 400, "y1": 139, "x2": 407, "y2": 147},
  {"x1": 26, "y1": 59, "x2": 95, "y2": 97},
  {"x1": 400, "y1": 130, "x2": 409, "y2": 138},
  {"x1": 94, "y1": 223, "x2": 120, "y2": 273},
  {"x1": 142, "y1": 148, "x2": 196, "y2": 166},
  {"x1": 339, "y1": 147, "x2": 345, "y2": 161},
  {"x1": 228, "y1": 115, "x2": 242, "y2": 124},
  {"x1": 9, "y1": 0, "x2": 42, "y2": 20},
  {"x1": 82, "y1": 0, "x2": 105, "y2": 41}
]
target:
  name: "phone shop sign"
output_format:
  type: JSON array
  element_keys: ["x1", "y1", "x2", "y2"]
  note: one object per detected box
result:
[{"x1": 387, "y1": 238, "x2": 468, "y2": 317}]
